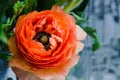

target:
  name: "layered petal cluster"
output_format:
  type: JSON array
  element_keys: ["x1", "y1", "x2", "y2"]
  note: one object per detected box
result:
[{"x1": 8, "y1": 6, "x2": 86, "y2": 80}]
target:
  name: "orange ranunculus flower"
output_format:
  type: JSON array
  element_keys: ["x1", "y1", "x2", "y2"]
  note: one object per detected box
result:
[{"x1": 8, "y1": 6, "x2": 86, "y2": 80}]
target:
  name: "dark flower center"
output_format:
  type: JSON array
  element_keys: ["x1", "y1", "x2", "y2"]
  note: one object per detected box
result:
[{"x1": 33, "y1": 32, "x2": 51, "y2": 51}]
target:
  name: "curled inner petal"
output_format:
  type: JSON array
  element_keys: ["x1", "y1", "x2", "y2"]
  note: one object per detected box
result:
[{"x1": 33, "y1": 31, "x2": 51, "y2": 51}]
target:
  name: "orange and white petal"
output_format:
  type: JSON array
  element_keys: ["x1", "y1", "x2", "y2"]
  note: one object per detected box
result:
[
  {"x1": 9, "y1": 49, "x2": 79, "y2": 80},
  {"x1": 76, "y1": 25, "x2": 87, "y2": 41},
  {"x1": 8, "y1": 37, "x2": 80, "y2": 80},
  {"x1": 12, "y1": 67, "x2": 41, "y2": 80},
  {"x1": 8, "y1": 37, "x2": 33, "y2": 71},
  {"x1": 33, "y1": 55, "x2": 79, "y2": 80},
  {"x1": 8, "y1": 37, "x2": 18, "y2": 55},
  {"x1": 51, "y1": 5, "x2": 65, "y2": 14},
  {"x1": 8, "y1": 6, "x2": 84, "y2": 80},
  {"x1": 74, "y1": 42, "x2": 84, "y2": 55}
]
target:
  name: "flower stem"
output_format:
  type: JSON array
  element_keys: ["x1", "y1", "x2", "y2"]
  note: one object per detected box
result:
[
  {"x1": 63, "y1": 0, "x2": 83, "y2": 13},
  {"x1": 71, "y1": 0, "x2": 83, "y2": 10},
  {"x1": 10, "y1": 15, "x2": 16, "y2": 26},
  {"x1": 7, "y1": 4, "x2": 25, "y2": 31},
  {"x1": 55, "y1": 0, "x2": 67, "y2": 6},
  {"x1": 64, "y1": 0, "x2": 75, "y2": 13}
]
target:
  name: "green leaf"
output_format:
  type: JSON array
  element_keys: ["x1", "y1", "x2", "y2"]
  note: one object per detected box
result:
[
  {"x1": 5, "y1": 0, "x2": 18, "y2": 18},
  {"x1": 64, "y1": 0, "x2": 76, "y2": 13},
  {"x1": 7, "y1": 17, "x2": 11, "y2": 24},
  {"x1": 92, "y1": 33, "x2": 101, "y2": 51},
  {"x1": 82, "y1": 27, "x2": 96, "y2": 35},
  {"x1": 7, "y1": 31, "x2": 14, "y2": 38},
  {"x1": 24, "y1": 0, "x2": 29, "y2": 4},
  {"x1": 71, "y1": 0, "x2": 83, "y2": 10},
  {"x1": 70, "y1": 12, "x2": 87, "y2": 23},
  {"x1": 55, "y1": 0, "x2": 67, "y2": 6},
  {"x1": 0, "y1": 28, "x2": 8, "y2": 45},
  {"x1": 0, "y1": 52, "x2": 11, "y2": 61},
  {"x1": 63, "y1": 0, "x2": 83, "y2": 13},
  {"x1": 83, "y1": 27, "x2": 101, "y2": 51},
  {"x1": 70, "y1": 12, "x2": 87, "y2": 25},
  {"x1": 24, "y1": 0, "x2": 37, "y2": 13},
  {"x1": 13, "y1": 1, "x2": 25, "y2": 16},
  {"x1": 71, "y1": 12, "x2": 101, "y2": 51},
  {"x1": 73, "y1": 0, "x2": 89, "y2": 12},
  {"x1": 1, "y1": 24, "x2": 11, "y2": 30},
  {"x1": 1, "y1": 17, "x2": 11, "y2": 30},
  {"x1": 0, "y1": 0, "x2": 10, "y2": 46}
]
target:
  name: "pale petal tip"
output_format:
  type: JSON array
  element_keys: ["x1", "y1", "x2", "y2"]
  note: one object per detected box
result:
[{"x1": 76, "y1": 25, "x2": 87, "y2": 41}]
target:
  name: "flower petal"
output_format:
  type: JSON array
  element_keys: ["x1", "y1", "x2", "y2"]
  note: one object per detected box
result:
[
  {"x1": 51, "y1": 5, "x2": 65, "y2": 13},
  {"x1": 9, "y1": 37, "x2": 79, "y2": 80},
  {"x1": 15, "y1": 15, "x2": 26, "y2": 30},
  {"x1": 12, "y1": 67, "x2": 41, "y2": 80},
  {"x1": 8, "y1": 6, "x2": 83, "y2": 80},
  {"x1": 8, "y1": 37, "x2": 34, "y2": 71},
  {"x1": 8, "y1": 37, "x2": 18, "y2": 55},
  {"x1": 74, "y1": 42, "x2": 84, "y2": 55},
  {"x1": 34, "y1": 55, "x2": 79, "y2": 80},
  {"x1": 10, "y1": 50, "x2": 79, "y2": 80},
  {"x1": 76, "y1": 25, "x2": 87, "y2": 41}
]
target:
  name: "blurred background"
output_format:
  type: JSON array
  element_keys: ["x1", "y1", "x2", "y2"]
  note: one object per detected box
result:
[
  {"x1": 68, "y1": 0, "x2": 120, "y2": 80},
  {"x1": 0, "y1": 0, "x2": 120, "y2": 80}
]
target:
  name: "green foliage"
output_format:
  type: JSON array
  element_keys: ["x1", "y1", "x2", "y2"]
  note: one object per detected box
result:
[
  {"x1": 5, "y1": 0, "x2": 18, "y2": 17},
  {"x1": 71, "y1": 12, "x2": 101, "y2": 51},
  {"x1": 13, "y1": 1, "x2": 25, "y2": 16},
  {"x1": 70, "y1": 12, "x2": 87, "y2": 24},
  {"x1": 83, "y1": 27, "x2": 101, "y2": 51},
  {"x1": 63, "y1": 0, "x2": 83, "y2": 13},
  {"x1": 0, "y1": 0, "x2": 16, "y2": 61},
  {"x1": 0, "y1": 52, "x2": 11, "y2": 61},
  {"x1": 0, "y1": 29, "x2": 8, "y2": 45},
  {"x1": 24, "y1": 0, "x2": 37, "y2": 14},
  {"x1": 0, "y1": 0, "x2": 9, "y2": 46},
  {"x1": 74, "y1": 0, "x2": 89, "y2": 12},
  {"x1": 55, "y1": 0, "x2": 67, "y2": 6}
]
